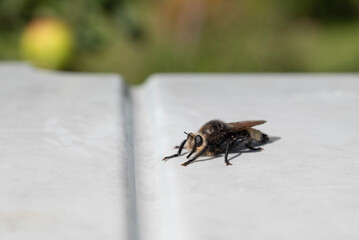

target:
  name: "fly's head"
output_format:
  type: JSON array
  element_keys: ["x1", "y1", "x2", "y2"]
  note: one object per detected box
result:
[{"x1": 184, "y1": 131, "x2": 207, "y2": 153}]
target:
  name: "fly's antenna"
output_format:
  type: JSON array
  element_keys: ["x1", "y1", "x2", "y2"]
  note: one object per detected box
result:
[{"x1": 184, "y1": 131, "x2": 194, "y2": 138}]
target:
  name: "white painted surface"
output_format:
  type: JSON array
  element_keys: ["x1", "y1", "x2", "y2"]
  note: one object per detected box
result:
[
  {"x1": 0, "y1": 64, "x2": 133, "y2": 240},
  {"x1": 133, "y1": 74, "x2": 359, "y2": 240},
  {"x1": 1, "y1": 64, "x2": 359, "y2": 240}
]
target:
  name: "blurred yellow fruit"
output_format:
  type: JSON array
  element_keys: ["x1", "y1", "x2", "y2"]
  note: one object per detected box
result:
[{"x1": 20, "y1": 18, "x2": 74, "y2": 69}]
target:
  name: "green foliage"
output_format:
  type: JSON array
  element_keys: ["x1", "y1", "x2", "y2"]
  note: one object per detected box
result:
[{"x1": 1, "y1": 0, "x2": 359, "y2": 84}]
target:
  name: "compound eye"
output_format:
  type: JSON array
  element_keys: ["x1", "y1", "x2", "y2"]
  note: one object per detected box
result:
[{"x1": 195, "y1": 135, "x2": 203, "y2": 146}]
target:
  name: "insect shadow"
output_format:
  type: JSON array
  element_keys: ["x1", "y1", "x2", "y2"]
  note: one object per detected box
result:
[{"x1": 194, "y1": 136, "x2": 281, "y2": 164}]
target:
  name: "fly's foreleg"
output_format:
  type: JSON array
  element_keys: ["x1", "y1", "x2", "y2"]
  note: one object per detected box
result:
[
  {"x1": 162, "y1": 139, "x2": 187, "y2": 161},
  {"x1": 182, "y1": 146, "x2": 208, "y2": 167}
]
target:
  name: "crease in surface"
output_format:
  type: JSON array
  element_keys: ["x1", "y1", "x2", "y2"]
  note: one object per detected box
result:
[{"x1": 121, "y1": 82, "x2": 139, "y2": 240}]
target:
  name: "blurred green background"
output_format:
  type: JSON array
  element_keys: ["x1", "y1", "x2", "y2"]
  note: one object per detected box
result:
[{"x1": 1, "y1": 0, "x2": 359, "y2": 84}]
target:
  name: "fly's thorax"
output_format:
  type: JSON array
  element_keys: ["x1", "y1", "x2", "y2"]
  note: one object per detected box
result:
[{"x1": 199, "y1": 120, "x2": 228, "y2": 135}]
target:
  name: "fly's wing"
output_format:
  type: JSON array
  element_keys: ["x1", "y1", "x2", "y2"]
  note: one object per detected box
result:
[{"x1": 227, "y1": 120, "x2": 266, "y2": 132}]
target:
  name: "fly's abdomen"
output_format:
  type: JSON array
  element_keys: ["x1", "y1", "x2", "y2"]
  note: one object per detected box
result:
[{"x1": 247, "y1": 128, "x2": 268, "y2": 142}]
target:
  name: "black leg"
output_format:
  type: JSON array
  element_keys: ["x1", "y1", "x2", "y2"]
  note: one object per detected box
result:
[
  {"x1": 186, "y1": 140, "x2": 198, "y2": 159},
  {"x1": 186, "y1": 147, "x2": 196, "y2": 159},
  {"x1": 162, "y1": 139, "x2": 187, "y2": 161},
  {"x1": 245, "y1": 141, "x2": 263, "y2": 151},
  {"x1": 177, "y1": 139, "x2": 187, "y2": 155},
  {"x1": 224, "y1": 141, "x2": 232, "y2": 166},
  {"x1": 224, "y1": 137, "x2": 247, "y2": 166},
  {"x1": 182, "y1": 146, "x2": 208, "y2": 166}
]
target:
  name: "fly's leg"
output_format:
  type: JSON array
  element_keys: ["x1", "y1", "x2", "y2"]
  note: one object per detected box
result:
[
  {"x1": 186, "y1": 147, "x2": 196, "y2": 159},
  {"x1": 163, "y1": 139, "x2": 187, "y2": 161},
  {"x1": 224, "y1": 138, "x2": 246, "y2": 166},
  {"x1": 224, "y1": 141, "x2": 232, "y2": 166},
  {"x1": 245, "y1": 140, "x2": 263, "y2": 151},
  {"x1": 182, "y1": 146, "x2": 208, "y2": 167},
  {"x1": 187, "y1": 139, "x2": 198, "y2": 158}
]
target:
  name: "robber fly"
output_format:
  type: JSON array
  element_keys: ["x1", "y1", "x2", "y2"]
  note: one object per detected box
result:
[{"x1": 162, "y1": 120, "x2": 269, "y2": 166}]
